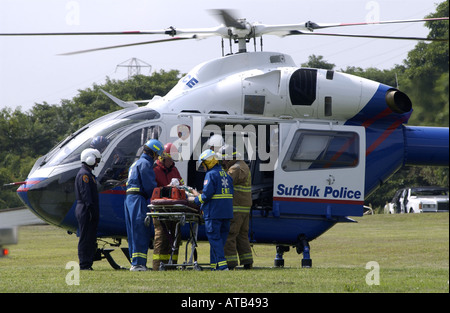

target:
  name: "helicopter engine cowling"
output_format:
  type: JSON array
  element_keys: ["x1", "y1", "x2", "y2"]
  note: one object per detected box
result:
[
  {"x1": 154, "y1": 52, "x2": 412, "y2": 124},
  {"x1": 284, "y1": 67, "x2": 402, "y2": 121}
]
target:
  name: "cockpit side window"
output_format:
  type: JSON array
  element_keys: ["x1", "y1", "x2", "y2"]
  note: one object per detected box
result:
[
  {"x1": 44, "y1": 120, "x2": 138, "y2": 167},
  {"x1": 98, "y1": 125, "x2": 162, "y2": 188},
  {"x1": 282, "y1": 130, "x2": 359, "y2": 171}
]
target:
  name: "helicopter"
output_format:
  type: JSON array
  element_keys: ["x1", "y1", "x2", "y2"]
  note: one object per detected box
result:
[{"x1": 2, "y1": 10, "x2": 449, "y2": 268}]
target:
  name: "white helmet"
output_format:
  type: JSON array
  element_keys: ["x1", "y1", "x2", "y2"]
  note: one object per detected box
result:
[
  {"x1": 207, "y1": 134, "x2": 224, "y2": 152},
  {"x1": 81, "y1": 148, "x2": 101, "y2": 166},
  {"x1": 218, "y1": 144, "x2": 242, "y2": 160}
]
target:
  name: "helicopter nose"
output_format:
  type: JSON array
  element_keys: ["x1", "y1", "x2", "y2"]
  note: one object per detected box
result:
[{"x1": 16, "y1": 169, "x2": 78, "y2": 228}]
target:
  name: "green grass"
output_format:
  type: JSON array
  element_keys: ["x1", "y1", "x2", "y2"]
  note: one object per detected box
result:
[{"x1": 0, "y1": 213, "x2": 448, "y2": 293}]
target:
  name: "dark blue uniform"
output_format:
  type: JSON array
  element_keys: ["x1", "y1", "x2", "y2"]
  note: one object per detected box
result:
[
  {"x1": 194, "y1": 164, "x2": 233, "y2": 270},
  {"x1": 75, "y1": 164, "x2": 99, "y2": 270},
  {"x1": 124, "y1": 153, "x2": 157, "y2": 267}
]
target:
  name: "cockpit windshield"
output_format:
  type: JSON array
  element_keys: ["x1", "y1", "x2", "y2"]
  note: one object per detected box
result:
[{"x1": 43, "y1": 119, "x2": 140, "y2": 168}]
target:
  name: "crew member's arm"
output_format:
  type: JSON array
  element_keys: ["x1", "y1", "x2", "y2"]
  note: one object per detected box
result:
[{"x1": 194, "y1": 172, "x2": 216, "y2": 206}]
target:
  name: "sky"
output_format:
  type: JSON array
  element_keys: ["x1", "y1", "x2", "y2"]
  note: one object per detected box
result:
[{"x1": 0, "y1": 0, "x2": 443, "y2": 112}]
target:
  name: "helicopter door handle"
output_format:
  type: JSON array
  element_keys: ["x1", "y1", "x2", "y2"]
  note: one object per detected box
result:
[{"x1": 326, "y1": 175, "x2": 335, "y2": 185}]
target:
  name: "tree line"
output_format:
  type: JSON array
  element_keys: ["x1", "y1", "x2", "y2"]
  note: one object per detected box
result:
[{"x1": 0, "y1": 1, "x2": 448, "y2": 210}]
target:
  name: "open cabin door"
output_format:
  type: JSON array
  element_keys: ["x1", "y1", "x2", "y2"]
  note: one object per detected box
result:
[{"x1": 273, "y1": 122, "x2": 366, "y2": 218}]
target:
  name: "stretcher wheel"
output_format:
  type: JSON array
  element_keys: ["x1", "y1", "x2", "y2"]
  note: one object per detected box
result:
[{"x1": 193, "y1": 262, "x2": 202, "y2": 271}]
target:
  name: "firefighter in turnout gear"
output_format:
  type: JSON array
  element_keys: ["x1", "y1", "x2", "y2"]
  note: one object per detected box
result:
[
  {"x1": 152, "y1": 143, "x2": 184, "y2": 270},
  {"x1": 124, "y1": 139, "x2": 163, "y2": 271},
  {"x1": 220, "y1": 145, "x2": 254, "y2": 269},
  {"x1": 191, "y1": 149, "x2": 233, "y2": 270},
  {"x1": 75, "y1": 148, "x2": 102, "y2": 270}
]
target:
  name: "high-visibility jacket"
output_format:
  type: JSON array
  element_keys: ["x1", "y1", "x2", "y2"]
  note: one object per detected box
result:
[
  {"x1": 194, "y1": 164, "x2": 233, "y2": 219},
  {"x1": 226, "y1": 160, "x2": 252, "y2": 213}
]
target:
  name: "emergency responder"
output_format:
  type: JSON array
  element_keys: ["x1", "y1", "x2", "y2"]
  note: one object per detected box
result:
[
  {"x1": 191, "y1": 149, "x2": 233, "y2": 270},
  {"x1": 152, "y1": 143, "x2": 184, "y2": 270},
  {"x1": 75, "y1": 148, "x2": 102, "y2": 270},
  {"x1": 124, "y1": 138, "x2": 164, "y2": 271},
  {"x1": 193, "y1": 134, "x2": 225, "y2": 191},
  {"x1": 219, "y1": 145, "x2": 254, "y2": 269},
  {"x1": 90, "y1": 135, "x2": 109, "y2": 153},
  {"x1": 154, "y1": 143, "x2": 184, "y2": 186}
]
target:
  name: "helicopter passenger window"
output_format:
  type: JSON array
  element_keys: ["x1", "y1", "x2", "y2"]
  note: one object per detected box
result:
[{"x1": 281, "y1": 130, "x2": 359, "y2": 171}]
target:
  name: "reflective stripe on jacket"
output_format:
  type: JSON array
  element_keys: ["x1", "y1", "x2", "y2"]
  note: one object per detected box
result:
[
  {"x1": 194, "y1": 164, "x2": 233, "y2": 219},
  {"x1": 226, "y1": 160, "x2": 252, "y2": 213}
]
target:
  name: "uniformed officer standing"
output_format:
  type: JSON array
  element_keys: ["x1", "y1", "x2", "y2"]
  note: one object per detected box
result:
[
  {"x1": 124, "y1": 139, "x2": 164, "y2": 271},
  {"x1": 75, "y1": 148, "x2": 102, "y2": 270},
  {"x1": 219, "y1": 145, "x2": 254, "y2": 269},
  {"x1": 192, "y1": 149, "x2": 233, "y2": 271}
]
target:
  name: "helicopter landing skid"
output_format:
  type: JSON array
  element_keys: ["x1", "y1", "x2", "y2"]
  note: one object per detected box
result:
[
  {"x1": 274, "y1": 245, "x2": 290, "y2": 267},
  {"x1": 296, "y1": 235, "x2": 312, "y2": 268},
  {"x1": 94, "y1": 247, "x2": 130, "y2": 270},
  {"x1": 274, "y1": 235, "x2": 312, "y2": 268}
]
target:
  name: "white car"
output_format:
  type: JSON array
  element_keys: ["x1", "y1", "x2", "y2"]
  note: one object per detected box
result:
[{"x1": 387, "y1": 187, "x2": 449, "y2": 214}]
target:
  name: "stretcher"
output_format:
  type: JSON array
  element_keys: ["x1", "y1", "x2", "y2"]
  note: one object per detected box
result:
[{"x1": 145, "y1": 203, "x2": 204, "y2": 271}]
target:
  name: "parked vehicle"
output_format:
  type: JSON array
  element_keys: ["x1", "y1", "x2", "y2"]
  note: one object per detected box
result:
[{"x1": 387, "y1": 187, "x2": 449, "y2": 214}]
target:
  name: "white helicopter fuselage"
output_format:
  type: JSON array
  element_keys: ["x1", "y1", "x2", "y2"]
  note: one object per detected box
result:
[{"x1": 17, "y1": 50, "x2": 447, "y2": 246}]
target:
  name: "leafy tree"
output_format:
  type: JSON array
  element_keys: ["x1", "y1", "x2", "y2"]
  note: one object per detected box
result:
[
  {"x1": 342, "y1": 66, "x2": 403, "y2": 87},
  {"x1": 301, "y1": 54, "x2": 335, "y2": 69},
  {"x1": 403, "y1": 1, "x2": 449, "y2": 127}
]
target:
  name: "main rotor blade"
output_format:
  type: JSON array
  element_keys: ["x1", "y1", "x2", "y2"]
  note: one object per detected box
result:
[
  {"x1": 256, "y1": 17, "x2": 449, "y2": 37},
  {"x1": 306, "y1": 17, "x2": 449, "y2": 30},
  {"x1": 0, "y1": 30, "x2": 167, "y2": 36},
  {"x1": 288, "y1": 31, "x2": 448, "y2": 41},
  {"x1": 58, "y1": 37, "x2": 194, "y2": 56},
  {"x1": 0, "y1": 27, "x2": 227, "y2": 39}
]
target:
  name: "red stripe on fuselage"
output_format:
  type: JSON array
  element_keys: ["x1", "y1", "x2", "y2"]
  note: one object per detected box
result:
[
  {"x1": 361, "y1": 107, "x2": 393, "y2": 128},
  {"x1": 273, "y1": 196, "x2": 364, "y2": 205},
  {"x1": 100, "y1": 189, "x2": 126, "y2": 195}
]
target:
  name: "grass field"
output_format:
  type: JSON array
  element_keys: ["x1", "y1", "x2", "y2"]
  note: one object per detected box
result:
[{"x1": 0, "y1": 213, "x2": 448, "y2": 293}]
